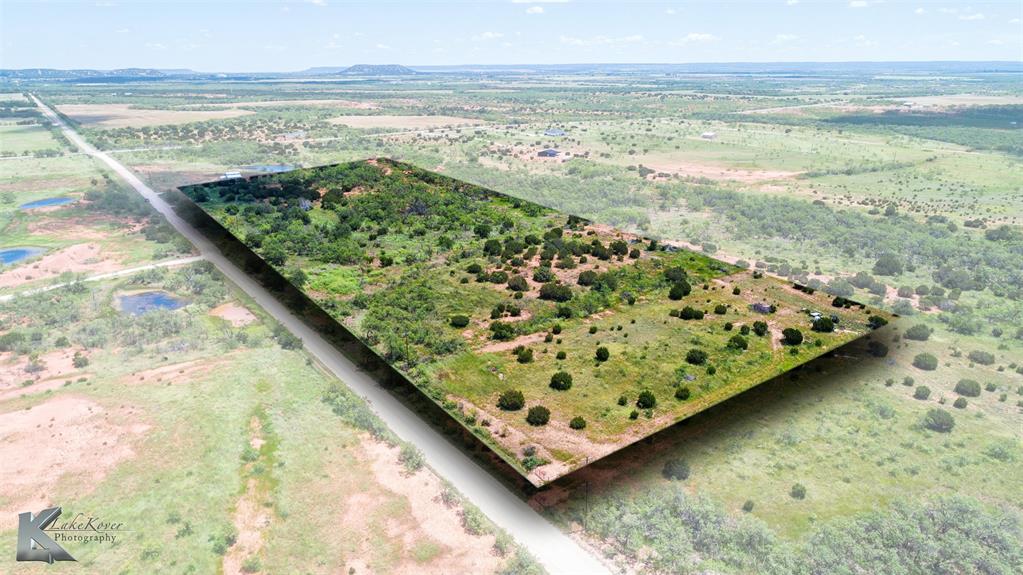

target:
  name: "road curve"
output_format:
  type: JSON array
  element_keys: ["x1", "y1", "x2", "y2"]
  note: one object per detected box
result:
[{"x1": 31, "y1": 94, "x2": 611, "y2": 575}]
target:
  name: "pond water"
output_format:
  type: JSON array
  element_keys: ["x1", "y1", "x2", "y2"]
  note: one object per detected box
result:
[
  {"x1": 118, "y1": 291, "x2": 187, "y2": 315},
  {"x1": 243, "y1": 164, "x2": 295, "y2": 173},
  {"x1": 0, "y1": 246, "x2": 46, "y2": 265},
  {"x1": 18, "y1": 197, "x2": 76, "y2": 210}
]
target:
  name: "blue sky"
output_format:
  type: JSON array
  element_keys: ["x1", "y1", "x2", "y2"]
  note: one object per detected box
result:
[{"x1": 1, "y1": 1, "x2": 1020, "y2": 71}]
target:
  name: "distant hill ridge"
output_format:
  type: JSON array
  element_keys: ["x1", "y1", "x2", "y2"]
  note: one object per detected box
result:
[{"x1": 335, "y1": 64, "x2": 419, "y2": 76}]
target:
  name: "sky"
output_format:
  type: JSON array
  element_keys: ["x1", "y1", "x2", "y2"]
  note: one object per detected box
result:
[{"x1": 1, "y1": 1, "x2": 1020, "y2": 71}]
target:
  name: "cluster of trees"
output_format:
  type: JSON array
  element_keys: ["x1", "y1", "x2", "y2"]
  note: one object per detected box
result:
[{"x1": 584, "y1": 488, "x2": 1020, "y2": 575}]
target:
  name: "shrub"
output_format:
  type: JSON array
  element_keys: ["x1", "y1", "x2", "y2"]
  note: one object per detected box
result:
[
  {"x1": 714, "y1": 304, "x2": 727, "y2": 315},
  {"x1": 629, "y1": 410, "x2": 639, "y2": 419},
  {"x1": 668, "y1": 281, "x2": 691, "y2": 300},
  {"x1": 674, "y1": 386, "x2": 691, "y2": 400},
  {"x1": 742, "y1": 500, "x2": 754, "y2": 512},
  {"x1": 449, "y1": 315, "x2": 470, "y2": 328},
  {"x1": 664, "y1": 266, "x2": 687, "y2": 283},
  {"x1": 507, "y1": 275, "x2": 528, "y2": 292},
  {"x1": 967, "y1": 350, "x2": 995, "y2": 365},
  {"x1": 727, "y1": 335, "x2": 748, "y2": 351},
  {"x1": 868, "y1": 315, "x2": 889, "y2": 329},
  {"x1": 954, "y1": 379, "x2": 981, "y2": 397},
  {"x1": 914, "y1": 386, "x2": 931, "y2": 400},
  {"x1": 636, "y1": 390, "x2": 657, "y2": 409},
  {"x1": 812, "y1": 317, "x2": 835, "y2": 333},
  {"x1": 782, "y1": 328, "x2": 803, "y2": 346},
  {"x1": 490, "y1": 322, "x2": 516, "y2": 341},
  {"x1": 904, "y1": 324, "x2": 933, "y2": 341},
  {"x1": 526, "y1": 406, "x2": 550, "y2": 426},
  {"x1": 497, "y1": 390, "x2": 525, "y2": 411},
  {"x1": 733, "y1": 287, "x2": 741, "y2": 295},
  {"x1": 539, "y1": 282, "x2": 573, "y2": 302},
  {"x1": 790, "y1": 483, "x2": 807, "y2": 500},
  {"x1": 922, "y1": 408, "x2": 955, "y2": 432},
  {"x1": 577, "y1": 270, "x2": 598, "y2": 286},
  {"x1": 679, "y1": 306, "x2": 704, "y2": 320},
  {"x1": 913, "y1": 353, "x2": 938, "y2": 371},
  {"x1": 589, "y1": 325, "x2": 598, "y2": 334},
  {"x1": 72, "y1": 351, "x2": 89, "y2": 368},
  {"x1": 516, "y1": 348, "x2": 534, "y2": 363},
  {"x1": 752, "y1": 321, "x2": 769, "y2": 337},
  {"x1": 953, "y1": 397, "x2": 968, "y2": 409},
  {"x1": 595, "y1": 346, "x2": 610, "y2": 362},
  {"x1": 466, "y1": 262, "x2": 483, "y2": 274},
  {"x1": 549, "y1": 371, "x2": 573, "y2": 391},
  {"x1": 532, "y1": 267, "x2": 555, "y2": 283},
  {"x1": 662, "y1": 459, "x2": 690, "y2": 481},
  {"x1": 569, "y1": 416, "x2": 587, "y2": 430},
  {"x1": 686, "y1": 349, "x2": 708, "y2": 365},
  {"x1": 867, "y1": 341, "x2": 889, "y2": 358},
  {"x1": 556, "y1": 351, "x2": 567, "y2": 360},
  {"x1": 617, "y1": 395, "x2": 627, "y2": 406}
]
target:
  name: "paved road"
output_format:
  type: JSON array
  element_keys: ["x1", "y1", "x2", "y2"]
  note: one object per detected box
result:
[
  {"x1": 31, "y1": 94, "x2": 611, "y2": 575},
  {"x1": 0, "y1": 255, "x2": 205, "y2": 303}
]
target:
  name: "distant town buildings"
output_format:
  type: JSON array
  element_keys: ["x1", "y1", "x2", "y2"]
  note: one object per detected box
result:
[
  {"x1": 219, "y1": 171, "x2": 242, "y2": 180},
  {"x1": 701, "y1": 131, "x2": 717, "y2": 140},
  {"x1": 537, "y1": 148, "x2": 559, "y2": 158},
  {"x1": 544, "y1": 128, "x2": 566, "y2": 137}
]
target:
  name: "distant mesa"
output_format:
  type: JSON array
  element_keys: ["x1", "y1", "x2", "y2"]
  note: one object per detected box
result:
[{"x1": 334, "y1": 64, "x2": 420, "y2": 76}]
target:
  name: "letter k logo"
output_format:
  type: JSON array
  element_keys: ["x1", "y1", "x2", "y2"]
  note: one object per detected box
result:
[{"x1": 17, "y1": 507, "x2": 76, "y2": 563}]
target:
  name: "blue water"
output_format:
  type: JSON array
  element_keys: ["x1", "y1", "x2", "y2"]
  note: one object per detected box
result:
[
  {"x1": 118, "y1": 291, "x2": 187, "y2": 315},
  {"x1": 19, "y1": 197, "x2": 76, "y2": 210},
  {"x1": 243, "y1": 164, "x2": 295, "y2": 173},
  {"x1": 0, "y1": 247, "x2": 45, "y2": 265}
]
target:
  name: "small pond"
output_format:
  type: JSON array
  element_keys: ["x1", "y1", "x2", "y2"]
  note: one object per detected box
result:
[
  {"x1": 0, "y1": 246, "x2": 46, "y2": 266},
  {"x1": 18, "y1": 197, "x2": 76, "y2": 210},
  {"x1": 242, "y1": 164, "x2": 296, "y2": 173},
  {"x1": 118, "y1": 291, "x2": 187, "y2": 315}
]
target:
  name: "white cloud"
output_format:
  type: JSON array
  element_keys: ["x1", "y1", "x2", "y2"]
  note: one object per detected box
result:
[
  {"x1": 671, "y1": 32, "x2": 719, "y2": 45},
  {"x1": 309, "y1": 0, "x2": 327, "y2": 5},
  {"x1": 472, "y1": 31, "x2": 505, "y2": 41},
  {"x1": 1010, "y1": 18, "x2": 1021, "y2": 24},
  {"x1": 959, "y1": 13, "x2": 984, "y2": 21},
  {"x1": 914, "y1": 8, "x2": 925, "y2": 15},
  {"x1": 511, "y1": 0, "x2": 569, "y2": 3},
  {"x1": 849, "y1": 1, "x2": 868, "y2": 8},
  {"x1": 115, "y1": 28, "x2": 130, "y2": 33},
  {"x1": 375, "y1": 43, "x2": 392, "y2": 50},
  {"x1": 526, "y1": 6, "x2": 544, "y2": 14},
  {"x1": 560, "y1": 34, "x2": 644, "y2": 47},
  {"x1": 938, "y1": 7, "x2": 957, "y2": 14},
  {"x1": 786, "y1": 0, "x2": 799, "y2": 5},
  {"x1": 264, "y1": 44, "x2": 288, "y2": 53},
  {"x1": 852, "y1": 34, "x2": 877, "y2": 47},
  {"x1": 665, "y1": 8, "x2": 676, "y2": 15},
  {"x1": 772, "y1": 33, "x2": 798, "y2": 44},
  {"x1": 987, "y1": 39, "x2": 1004, "y2": 45},
  {"x1": 144, "y1": 42, "x2": 167, "y2": 50}
]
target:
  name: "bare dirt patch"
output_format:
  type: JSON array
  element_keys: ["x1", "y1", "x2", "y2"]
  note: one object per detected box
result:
[
  {"x1": 209, "y1": 302, "x2": 257, "y2": 327},
  {"x1": 0, "y1": 349, "x2": 93, "y2": 403},
  {"x1": 643, "y1": 160, "x2": 801, "y2": 183},
  {"x1": 223, "y1": 416, "x2": 270, "y2": 575},
  {"x1": 327, "y1": 115, "x2": 486, "y2": 130},
  {"x1": 0, "y1": 395, "x2": 149, "y2": 527},
  {"x1": 340, "y1": 438, "x2": 505, "y2": 575},
  {"x1": 0, "y1": 242, "x2": 122, "y2": 289},
  {"x1": 56, "y1": 104, "x2": 253, "y2": 128}
]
